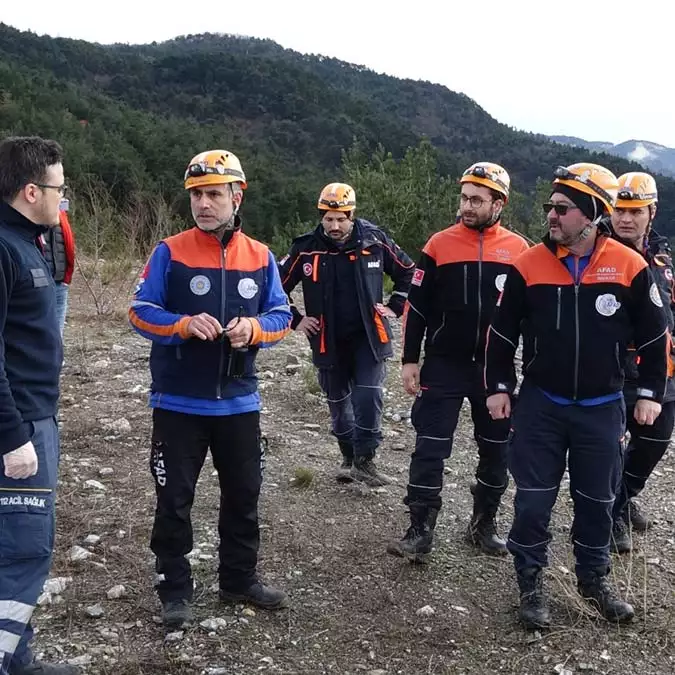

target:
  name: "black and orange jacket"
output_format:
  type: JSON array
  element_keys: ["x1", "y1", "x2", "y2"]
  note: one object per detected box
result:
[
  {"x1": 402, "y1": 221, "x2": 529, "y2": 365},
  {"x1": 620, "y1": 229, "x2": 675, "y2": 403},
  {"x1": 129, "y1": 226, "x2": 292, "y2": 402},
  {"x1": 279, "y1": 219, "x2": 414, "y2": 368},
  {"x1": 485, "y1": 233, "x2": 668, "y2": 402}
]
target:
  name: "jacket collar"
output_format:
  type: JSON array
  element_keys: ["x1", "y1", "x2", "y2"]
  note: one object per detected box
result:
[
  {"x1": 457, "y1": 220, "x2": 503, "y2": 237},
  {"x1": 0, "y1": 201, "x2": 50, "y2": 240}
]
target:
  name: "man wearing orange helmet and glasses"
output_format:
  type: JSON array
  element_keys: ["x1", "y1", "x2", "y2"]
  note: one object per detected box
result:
[
  {"x1": 129, "y1": 150, "x2": 292, "y2": 628},
  {"x1": 387, "y1": 162, "x2": 529, "y2": 563},
  {"x1": 609, "y1": 172, "x2": 675, "y2": 553},
  {"x1": 486, "y1": 163, "x2": 667, "y2": 629},
  {"x1": 279, "y1": 183, "x2": 414, "y2": 487}
]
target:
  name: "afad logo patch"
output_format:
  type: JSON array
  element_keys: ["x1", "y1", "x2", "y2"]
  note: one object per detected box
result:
[
  {"x1": 411, "y1": 268, "x2": 425, "y2": 286},
  {"x1": 303, "y1": 262, "x2": 313, "y2": 277}
]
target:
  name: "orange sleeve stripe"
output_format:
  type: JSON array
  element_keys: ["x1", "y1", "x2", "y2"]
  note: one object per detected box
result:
[
  {"x1": 248, "y1": 318, "x2": 290, "y2": 346},
  {"x1": 129, "y1": 309, "x2": 191, "y2": 339}
]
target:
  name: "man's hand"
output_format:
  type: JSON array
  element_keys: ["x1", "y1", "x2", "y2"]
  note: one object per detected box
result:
[
  {"x1": 375, "y1": 303, "x2": 397, "y2": 319},
  {"x1": 487, "y1": 393, "x2": 511, "y2": 420},
  {"x1": 402, "y1": 363, "x2": 420, "y2": 395},
  {"x1": 296, "y1": 316, "x2": 321, "y2": 338},
  {"x1": 634, "y1": 399, "x2": 662, "y2": 425},
  {"x1": 4, "y1": 441, "x2": 38, "y2": 479},
  {"x1": 187, "y1": 313, "x2": 223, "y2": 341},
  {"x1": 224, "y1": 316, "x2": 253, "y2": 349}
]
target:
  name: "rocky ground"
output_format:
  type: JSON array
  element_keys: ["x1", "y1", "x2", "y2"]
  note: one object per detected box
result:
[{"x1": 31, "y1": 271, "x2": 675, "y2": 674}]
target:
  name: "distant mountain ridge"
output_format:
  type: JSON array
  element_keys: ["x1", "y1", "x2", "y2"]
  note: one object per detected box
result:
[{"x1": 549, "y1": 136, "x2": 675, "y2": 178}]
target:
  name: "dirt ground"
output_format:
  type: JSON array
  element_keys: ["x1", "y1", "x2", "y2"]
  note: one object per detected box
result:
[{"x1": 33, "y1": 270, "x2": 675, "y2": 674}]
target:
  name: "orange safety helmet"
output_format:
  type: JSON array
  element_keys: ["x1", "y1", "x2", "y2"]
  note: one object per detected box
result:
[
  {"x1": 317, "y1": 183, "x2": 356, "y2": 212},
  {"x1": 615, "y1": 172, "x2": 658, "y2": 209},
  {"x1": 460, "y1": 162, "x2": 510, "y2": 203},
  {"x1": 184, "y1": 150, "x2": 247, "y2": 190},
  {"x1": 552, "y1": 163, "x2": 618, "y2": 214}
]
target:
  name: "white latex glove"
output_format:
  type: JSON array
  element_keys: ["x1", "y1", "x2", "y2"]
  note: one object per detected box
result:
[{"x1": 3, "y1": 441, "x2": 38, "y2": 479}]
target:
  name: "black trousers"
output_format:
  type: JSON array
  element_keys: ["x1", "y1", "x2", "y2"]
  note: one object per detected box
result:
[
  {"x1": 507, "y1": 381, "x2": 624, "y2": 578},
  {"x1": 149, "y1": 408, "x2": 262, "y2": 602},
  {"x1": 405, "y1": 356, "x2": 510, "y2": 510},
  {"x1": 613, "y1": 399, "x2": 675, "y2": 518}
]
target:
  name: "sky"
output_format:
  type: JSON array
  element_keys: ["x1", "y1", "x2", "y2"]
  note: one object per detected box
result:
[{"x1": 3, "y1": 0, "x2": 674, "y2": 147}]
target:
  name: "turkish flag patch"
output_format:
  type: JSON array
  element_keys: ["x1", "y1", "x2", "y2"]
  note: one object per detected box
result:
[{"x1": 411, "y1": 268, "x2": 425, "y2": 286}]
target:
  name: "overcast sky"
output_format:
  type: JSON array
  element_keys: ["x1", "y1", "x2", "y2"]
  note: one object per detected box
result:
[{"x1": 3, "y1": 0, "x2": 673, "y2": 147}]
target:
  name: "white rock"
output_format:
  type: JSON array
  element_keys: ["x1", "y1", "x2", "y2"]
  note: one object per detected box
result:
[
  {"x1": 111, "y1": 344, "x2": 124, "y2": 353},
  {"x1": 84, "y1": 534, "x2": 101, "y2": 545},
  {"x1": 107, "y1": 584, "x2": 126, "y2": 599},
  {"x1": 116, "y1": 529, "x2": 126, "y2": 539},
  {"x1": 285, "y1": 363, "x2": 302, "y2": 375},
  {"x1": 600, "y1": 650, "x2": 611, "y2": 661},
  {"x1": 391, "y1": 413, "x2": 402, "y2": 422},
  {"x1": 200, "y1": 617, "x2": 228, "y2": 631},
  {"x1": 107, "y1": 418, "x2": 131, "y2": 434},
  {"x1": 303, "y1": 423, "x2": 321, "y2": 430},
  {"x1": 92, "y1": 359, "x2": 110, "y2": 370},
  {"x1": 242, "y1": 607, "x2": 256, "y2": 617},
  {"x1": 37, "y1": 592, "x2": 52, "y2": 606},
  {"x1": 99, "y1": 467, "x2": 114, "y2": 476},
  {"x1": 84, "y1": 480, "x2": 106, "y2": 491},
  {"x1": 85, "y1": 603, "x2": 105, "y2": 618},
  {"x1": 164, "y1": 631, "x2": 184, "y2": 642},
  {"x1": 554, "y1": 665, "x2": 573, "y2": 675},
  {"x1": 67, "y1": 655, "x2": 93, "y2": 666},
  {"x1": 260, "y1": 370, "x2": 275, "y2": 379},
  {"x1": 416, "y1": 605, "x2": 435, "y2": 617},
  {"x1": 43, "y1": 576, "x2": 72, "y2": 594},
  {"x1": 451, "y1": 605, "x2": 468, "y2": 613},
  {"x1": 205, "y1": 669, "x2": 229, "y2": 675},
  {"x1": 391, "y1": 443, "x2": 406, "y2": 452},
  {"x1": 69, "y1": 545, "x2": 92, "y2": 562},
  {"x1": 260, "y1": 656, "x2": 274, "y2": 665}
]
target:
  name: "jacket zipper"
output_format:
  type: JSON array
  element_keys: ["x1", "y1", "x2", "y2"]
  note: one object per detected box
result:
[
  {"x1": 573, "y1": 284, "x2": 580, "y2": 400},
  {"x1": 432, "y1": 312, "x2": 446, "y2": 343},
  {"x1": 473, "y1": 232, "x2": 484, "y2": 361},
  {"x1": 525, "y1": 337, "x2": 538, "y2": 370},
  {"x1": 556, "y1": 287, "x2": 561, "y2": 330},
  {"x1": 463, "y1": 264, "x2": 468, "y2": 305},
  {"x1": 217, "y1": 247, "x2": 227, "y2": 399}
]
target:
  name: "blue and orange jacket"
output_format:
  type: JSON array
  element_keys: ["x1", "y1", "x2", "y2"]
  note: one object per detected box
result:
[
  {"x1": 485, "y1": 233, "x2": 668, "y2": 403},
  {"x1": 129, "y1": 226, "x2": 292, "y2": 413}
]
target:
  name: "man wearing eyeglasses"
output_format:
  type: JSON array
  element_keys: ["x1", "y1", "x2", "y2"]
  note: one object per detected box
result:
[
  {"x1": 129, "y1": 150, "x2": 292, "y2": 628},
  {"x1": 0, "y1": 137, "x2": 79, "y2": 674},
  {"x1": 279, "y1": 183, "x2": 415, "y2": 486},
  {"x1": 608, "y1": 172, "x2": 675, "y2": 553},
  {"x1": 387, "y1": 162, "x2": 529, "y2": 563},
  {"x1": 485, "y1": 163, "x2": 667, "y2": 629}
]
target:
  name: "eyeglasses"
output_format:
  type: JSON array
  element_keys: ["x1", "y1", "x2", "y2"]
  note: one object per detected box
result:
[
  {"x1": 543, "y1": 202, "x2": 580, "y2": 216},
  {"x1": 35, "y1": 183, "x2": 68, "y2": 197},
  {"x1": 460, "y1": 193, "x2": 492, "y2": 209},
  {"x1": 617, "y1": 188, "x2": 658, "y2": 202},
  {"x1": 185, "y1": 162, "x2": 245, "y2": 181}
]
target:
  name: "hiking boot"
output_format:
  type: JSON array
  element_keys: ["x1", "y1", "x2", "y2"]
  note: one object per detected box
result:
[
  {"x1": 11, "y1": 661, "x2": 81, "y2": 675},
  {"x1": 386, "y1": 505, "x2": 439, "y2": 563},
  {"x1": 577, "y1": 569, "x2": 634, "y2": 623},
  {"x1": 161, "y1": 598, "x2": 193, "y2": 628},
  {"x1": 220, "y1": 581, "x2": 289, "y2": 610},
  {"x1": 517, "y1": 567, "x2": 551, "y2": 630},
  {"x1": 627, "y1": 500, "x2": 652, "y2": 532},
  {"x1": 350, "y1": 456, "x2": 393, "y2": 487},
  {"x1": 335, "y1": 456, "x2": 354, "y2": 483},
  {"x1": 610, "y1": 517, "x2": 632, "y2": 554},
  {"x1": 465, "y1": 493, "x2": 507, "y2": 556}
]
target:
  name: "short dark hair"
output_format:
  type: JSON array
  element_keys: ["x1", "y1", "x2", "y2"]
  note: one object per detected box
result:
[{"x1": 0, "y1": 136, "x2": 64, "y2": 202}]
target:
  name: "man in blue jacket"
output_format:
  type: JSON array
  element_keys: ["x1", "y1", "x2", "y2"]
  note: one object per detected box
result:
[
  {"x1": 129, "y1": 149, "x2": 292, "y2": 628},
  {"x1": 279, "y1": 183, "x2": 414, "y2": 486},
  {"x1": 0, "y1": 137, "x2": 78, "y2": 675}
]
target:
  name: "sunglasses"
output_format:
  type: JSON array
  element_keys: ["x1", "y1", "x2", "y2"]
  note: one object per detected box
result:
[{"x1": 542, "y1": 202, "x2": 580, "y2": 216}]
